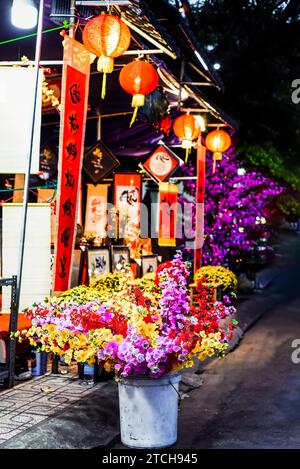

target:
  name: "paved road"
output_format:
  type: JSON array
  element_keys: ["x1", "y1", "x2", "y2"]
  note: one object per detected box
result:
[{"x1": 177, "y1": 252, "x2": 300, "y2": 448}]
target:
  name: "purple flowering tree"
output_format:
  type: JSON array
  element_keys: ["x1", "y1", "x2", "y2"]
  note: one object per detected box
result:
[{"x1": 178, "y1": 147, "x2": 283, "y2": 270}]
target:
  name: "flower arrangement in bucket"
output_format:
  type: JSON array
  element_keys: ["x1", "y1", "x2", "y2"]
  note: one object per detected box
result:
[{"x1": 16, "y1": 253, "x2": 236, "y2": 448}]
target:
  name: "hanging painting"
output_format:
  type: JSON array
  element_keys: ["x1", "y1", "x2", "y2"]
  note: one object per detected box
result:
[
  {"x1": 83, "y1": 140, "x2": 119, "y2": 184},
  {"x1": 158, "y1": 182, "x2": 178, "y2": 247},
  {"x1": 114, "y1": 173, "x2": 142, "y2": 239},
  {"x1": 142, "y1": 145, "x2": 181, "y2": 183},
  {"x1": 194, "y1": 144, "x2": 206, "y2": 275},
  {"x1": 84, "y1": 184, "x2": 108, "y2": 238}
]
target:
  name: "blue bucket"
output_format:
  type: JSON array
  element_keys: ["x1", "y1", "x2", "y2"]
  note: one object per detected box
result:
[{"x1": 31, "y1": 351, "x2": 48, "y2": 376}]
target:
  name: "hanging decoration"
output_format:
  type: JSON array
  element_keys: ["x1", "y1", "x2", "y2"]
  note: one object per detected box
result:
[
  {"x1": 119, "y1": 59, "x2": 159, "y2": 127},
  {"x1": 54, "y1": 35, "x2": 91, "y2": 292},
  {"x1": 84, "y1": 184, "x2": 108, "y2": 238},
  {"x1": 205, "y1": 128, "x2": 232, "y2": 173},
  {"x1": 142, "y1": 145, "x2": 181, "y2": 183},
  {"x1": 157, "y1": 114, "x2": 172, "y2": 136},
  {"x1": 137, "y1": 87, "x2": 169, "y2": 128},
  {"x1": 83, "y1": 140, "x2": 120, "y2": 184},
  {"x1": 114, "y1": 173, "x2": 142, "y2": 239},
  {"x1": 194, "y1": 144, "x2": 206, "y2": 276},
  {"x1": 82, "y1": 13, "x2": 131, "y2": 99},
  {"x1": 173, "y1": 113, "x2": 201, "y2": 163},
  {"x1": 158, "y1": 182, "x2": 178, "y2": 247}
]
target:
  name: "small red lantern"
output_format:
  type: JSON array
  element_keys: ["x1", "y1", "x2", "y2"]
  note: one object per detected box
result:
[
  {"x1": 205, "y1": 129, "x2": 231, "y2": 172},
  {"x1": 119, "y1": 60, "x2": 159, "y2": 126},
  {"x1": 173, "y1": 114, "x2": 201, "y2": 162},
  {"x1": 83, "y1": 13, "x2": 131, "y2": 99}
]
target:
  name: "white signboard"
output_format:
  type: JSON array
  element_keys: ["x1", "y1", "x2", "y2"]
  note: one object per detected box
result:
[
  {"x1": 2, "y1": 204, "x2": 51, "y2": 312},
  {"x1": 0, "y1": 68, "x2": 42, "y2": 173}
]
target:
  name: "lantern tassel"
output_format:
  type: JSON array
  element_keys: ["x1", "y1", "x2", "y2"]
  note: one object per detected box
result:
[
  {"x1": 185, "y1": 147, "x2": 190, "y2": 164},
  {"x1": 130, "y1": 107, "x2": 138, "y2": 128},
  {"x1": 101, "y1": 73, "x2": 107, "y2": 100},
  {"x1": 213, "y1": 155, "x2": 217, "y2": 173}
]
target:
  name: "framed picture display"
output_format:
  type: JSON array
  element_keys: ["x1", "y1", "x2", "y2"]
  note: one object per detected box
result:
[
  {"x1": 114, "y1": 173, "x2": 142, "y2": 238},
  {"x1": 142, "y1": 145, "x2": 181, "y2": 183},
  {"x1": 83, "y1": 140, "x2": 120, "y2": 184},
  {"x1": 84, "y1": 184, "x2": 108, "y2": 237},
  {"x1": 111, "y1": 246, "x2": 130, "y2": 273},
  {"x1": 141, "y1": 255, "x2": 158, "y2": 276},
  {"x1": 87, "y1": 247, "x2": 111, "y2": 281}
]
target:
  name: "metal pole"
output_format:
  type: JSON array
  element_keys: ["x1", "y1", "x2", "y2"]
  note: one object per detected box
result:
[
  {"x1": 69, "y1": 0, "x2": 76, "y2": 38},
  {"x1": 16, "y1": 0, "x2": 44, "y2": 314}
]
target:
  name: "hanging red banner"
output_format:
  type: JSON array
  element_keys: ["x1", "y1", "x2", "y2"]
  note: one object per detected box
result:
[
  {"x1": 53, "y1": 35, "x2": 90, "y2": 292},
  {"x1": 114, "y1": 173, "x2": 142, "y2": 239},
  {"x1": 158, "y1": 182, "x2": 178, "y2": 247},
  {"x1": 194, "y1": 144, "x2": 206, "y2": 275}
]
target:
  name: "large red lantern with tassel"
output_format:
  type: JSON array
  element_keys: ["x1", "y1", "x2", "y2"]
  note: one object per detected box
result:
[
  {"x1": 119, "y1": 60, "x2": 159, "y2": 126},
  {"x1": 173, "y1": 114, "x2": 201, "y2": 162},
  {"x1": 205, "y1": 128, "x2": 231, "y2": 172},
  {"x1": 83, "y1": 13, "x2": 131, "y2": 99}
]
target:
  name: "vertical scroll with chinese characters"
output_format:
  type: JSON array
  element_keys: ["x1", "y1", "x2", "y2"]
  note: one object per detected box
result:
[
  {"x1": 114, "y1": 173, "x2": 142, "y2": 239},
  {"x1": 84, "y1": 184, "x2": 108, "y2": 237},
  {"x1": 53, "y1": 35, "x2": 90, "y2": 292},
  {"x1": 158, "y1": 182, "x2": 178, "y2": 247},
  {"x1": 194, "y1": 144, "x2": 206, "y2": 276}
]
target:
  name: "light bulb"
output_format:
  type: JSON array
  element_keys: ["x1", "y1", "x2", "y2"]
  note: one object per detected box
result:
[
  {"x1": 11, "y1": 0, "x2": 38, "y2": 29},
  {"x1": 195, "y1": 115, "x2": 206, "y2": 132}
]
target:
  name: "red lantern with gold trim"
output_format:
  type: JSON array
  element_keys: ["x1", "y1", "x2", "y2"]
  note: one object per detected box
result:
[
  {"x1": 173, "y1": 113, "x2": 201, "y2": 162},
  {"x1": 119, "y1": 60, "x2": 159, "y2": 126},
  {"x1": 205, "y1": 128, "x2": 231, "y2": 172},
  {"x1": 83, "y1": 13, "x2": 131, "y2": 99}
]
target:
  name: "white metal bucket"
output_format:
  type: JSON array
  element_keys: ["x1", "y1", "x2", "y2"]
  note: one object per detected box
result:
[{"x1": 118, "y1": 373, "x2": 181, "y2": 449}]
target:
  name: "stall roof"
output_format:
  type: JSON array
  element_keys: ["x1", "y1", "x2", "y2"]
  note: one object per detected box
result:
[{"x1": 0, "y1": 0, "x2": 237, "y2": 161}]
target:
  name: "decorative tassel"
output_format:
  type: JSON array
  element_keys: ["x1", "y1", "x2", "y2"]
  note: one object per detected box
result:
[
  {"x1": 130, "y1": 107, "x2": 138, "y2": 127},
  {"x1": 213, "y1": 156, "x2": 217, "y2": 173},
  {"x1": 101, "y1": 73, "x2": 107, "y2": 100},
  {"x1": 185, "y1": 148, "x2": 190, "y2": 164},
  {"x1": 97, "y1": 56, "x2": 114, "y2": 100},
  {"x1": 213, "y1": 152, "x2": 222, "y2": 173}
]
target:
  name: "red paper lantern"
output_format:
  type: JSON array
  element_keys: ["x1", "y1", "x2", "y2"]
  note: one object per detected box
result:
[
  {"x1": 119, "y1": 60, "x2": 159, "y2": 126},
  {"x1": 205, "y1": 129, "x2": 231, "y2": 172},
  {"x1": 173, "y1": 114, "x2": 201, "y2": 162},
  {"x1": 83, "y1": 13, "x2": 131, "y2": 98}
]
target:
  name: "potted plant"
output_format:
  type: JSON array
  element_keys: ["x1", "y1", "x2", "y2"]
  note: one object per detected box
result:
[{"x1": 15, "y1": 253, "x2": 236, "y2": 448}]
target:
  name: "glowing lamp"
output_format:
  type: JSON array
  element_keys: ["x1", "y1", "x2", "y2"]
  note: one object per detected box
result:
[
  {"x1": 11, "y1": 0, "x2": 38, "y2": 29},
  {"x1": 119, "y1": 60, "x2": 159, "y2": 126},
  {"x1": 83, "y1": 13, "x2": 131, "y2": 98},
  {"x1": 205, "y1": 129, "x2": 231, "y2": 172},
  {"x1": 173, "y1": 113, "x2": 201, "y2": 162}
]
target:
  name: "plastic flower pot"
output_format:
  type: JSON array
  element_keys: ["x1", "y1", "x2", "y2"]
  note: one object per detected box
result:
[
  {"x1": 118, "y1": 372, "x2": 181, "y2": 449},
  {"x1": 78, "y1": 362, "x2": 95, "y2": 385},
  {"x1": 31, "y1": 351, "x2": 48, "y2": 377}
]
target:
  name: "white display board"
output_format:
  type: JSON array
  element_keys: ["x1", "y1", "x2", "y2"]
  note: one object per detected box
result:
[
  {"x1": 0, "y1": 68, "x2": 42, "y2": 173},
  {"x1": 2, "y1": 204, "x2": 51, "y2": 312}
]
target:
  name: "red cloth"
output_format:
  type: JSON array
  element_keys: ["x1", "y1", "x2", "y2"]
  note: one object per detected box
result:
[{"x1": 0, "y1": 314, "x2": 31, "y2": 338}]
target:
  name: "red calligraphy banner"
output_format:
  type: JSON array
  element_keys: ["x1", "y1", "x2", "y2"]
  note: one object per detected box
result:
[
  {"x1": 158, "y1": 182, "x2": 178, "y2": 247},
  {"x1": 194, "y1": 144, "x2": 206, "y2": 276},
  {"x1": 53, "y1": 36, "x2": 90, "y2": 292},
  {"x1": 114, "y1": 173, "x2": 142, "y2": 239}
]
